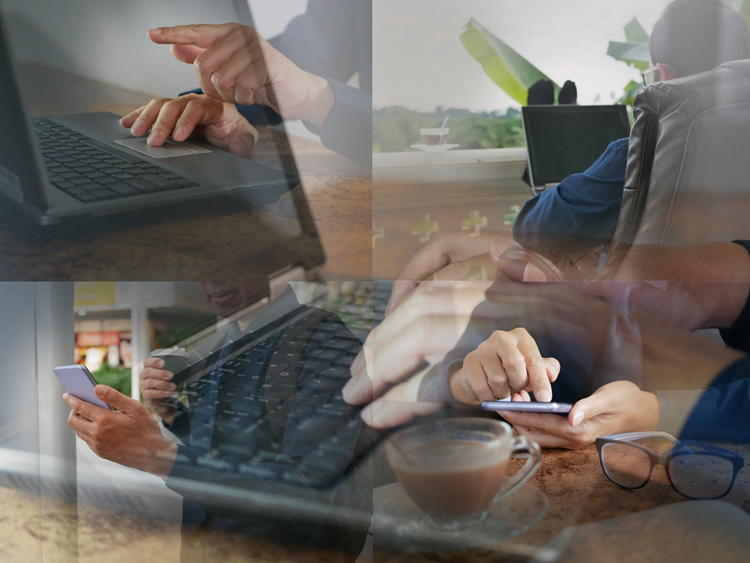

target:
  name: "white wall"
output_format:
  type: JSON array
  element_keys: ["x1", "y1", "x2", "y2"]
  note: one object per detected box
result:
[{"x1": 3, "y1": 0, "x2": 306, "y2": 97}]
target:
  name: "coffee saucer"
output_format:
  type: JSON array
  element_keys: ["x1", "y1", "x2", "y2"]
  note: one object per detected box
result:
[
  {"x1": 372, "y1": 482, "x2": 548, "y2": 551},
  {"x1": 410, "y1": 143, "x2": 460, "y2": 153}
]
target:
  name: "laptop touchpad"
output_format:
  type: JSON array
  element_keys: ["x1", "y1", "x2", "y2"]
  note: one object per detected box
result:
[{"x1": 113, "y1": 138, "x2": 212, "y2": 159}]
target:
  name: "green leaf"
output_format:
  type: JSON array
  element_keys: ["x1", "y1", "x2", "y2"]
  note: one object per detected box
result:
[
  {"x1": 607, "y1": 41, "x2": 650, "y2": 71},
  {"x1": 623, "y1": 17, "x2": 649, "y2": 44},
  {"x1": 618, "y1": 79, "x2": 643, "y2": 106},
  {"x1": 460, "y1": 18, "x2": 559, "y2": 105}
]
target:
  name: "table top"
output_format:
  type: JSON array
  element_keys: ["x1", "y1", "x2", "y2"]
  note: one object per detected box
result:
[
  {"x1": 2, "y1": 64, "x2": 371, "y2": 281},
  {"x1": 3, "y1": 440, "x2": 750, "y2": 562}
]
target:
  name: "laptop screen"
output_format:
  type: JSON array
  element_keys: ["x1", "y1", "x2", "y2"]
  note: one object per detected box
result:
[{"x1": 522, "y1": 105, "x2": 631, "y2": 187}]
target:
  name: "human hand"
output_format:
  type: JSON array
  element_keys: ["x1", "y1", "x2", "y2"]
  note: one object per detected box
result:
[
  {"x1": 139, "y1": 357, "x2": 178, "y2": 425},
  {"x1": 120, "y1": 93, "x2": 257, "y2": 157},
  {"x1": 64, "y1": 385, "x2": 178, "y2": 477},
  {"x1": 449, "y1": 328, "x2": 560, "y2": 404},
  {"x1": 500, "y1": 381, "x2": 660, "y2": 449},
  {"x1": 386, "y1": 231, "x2": 515, "y2": 315},
  {"x1": 148, "y1": 24, "x2": 335, "y2": 128},
  {"x1": 491, "y1": 238, "x2": 750, "y2": 331}
]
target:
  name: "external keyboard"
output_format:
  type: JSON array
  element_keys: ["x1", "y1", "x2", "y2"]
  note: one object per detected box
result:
[{"x1": 34, "y1": 118, "x2": 197, "y2": 203}]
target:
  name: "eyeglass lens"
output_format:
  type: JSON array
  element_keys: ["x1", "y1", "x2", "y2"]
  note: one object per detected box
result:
[
  {"x1": 668, "y1": 453, "x2": 735, "y2": 499},
  {"x1": 601, "y1": 442, "x2": 652, "y2": 488}
]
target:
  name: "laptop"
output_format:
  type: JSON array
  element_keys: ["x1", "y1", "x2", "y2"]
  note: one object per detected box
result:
[
  {"x1": 0, "y1": 8, "x2": 298, "y2": 235},
  {"x1": 522, "y1": 104, "x2": 630, "y2": 195}
]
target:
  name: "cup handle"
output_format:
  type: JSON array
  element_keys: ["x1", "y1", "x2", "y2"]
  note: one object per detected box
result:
[{"x1": 497, "y1": 436, "x2": 541, "y2": 499}]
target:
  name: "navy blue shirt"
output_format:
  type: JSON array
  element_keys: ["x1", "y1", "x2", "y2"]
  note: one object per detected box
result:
[
  {"x1": 513, "y1": 138, "x2": 629, "y2": 254},
  {"x1": 680, "y1": 240, "x2": 750, "y2": 442}
]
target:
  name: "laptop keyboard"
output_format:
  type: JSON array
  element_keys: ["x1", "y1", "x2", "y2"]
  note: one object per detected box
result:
[
  {"x1": 170, "y1": 282, "x2": 392, "y2": 489},
  {"x1": 33, "y1": 118, "x2": 198, "y2": 203}
]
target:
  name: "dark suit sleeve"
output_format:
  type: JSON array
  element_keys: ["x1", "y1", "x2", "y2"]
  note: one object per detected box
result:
[
  {"x1": 678, "y1": 356, "x2": 750, "y2": 442},
  {"x1": 513, "y1": 138, "x2": 629, "y2": 254}
]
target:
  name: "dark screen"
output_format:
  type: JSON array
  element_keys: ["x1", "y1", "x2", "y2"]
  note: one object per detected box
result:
[{"x1": 523, "y1": 106, "x2": 630, "y2": 186}]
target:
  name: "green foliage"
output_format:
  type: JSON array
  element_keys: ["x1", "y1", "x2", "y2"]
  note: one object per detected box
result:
[
  {"x1": 460, "y1": 18, "x2": 559, "y2": 105},
  {"x1": 373, "y1": 107, "x2": 525, "y2": 153},
  {"x1": 607, "y1": 17, "x2": 650, "y2": 73},
  {"x1": 92, "y1": 364, "x2": 131, "y2": 397}
]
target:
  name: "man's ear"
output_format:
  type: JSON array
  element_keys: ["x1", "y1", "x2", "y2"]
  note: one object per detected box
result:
[{"x1": 656, "y1": 63, "x2": 678, "y2": 82}]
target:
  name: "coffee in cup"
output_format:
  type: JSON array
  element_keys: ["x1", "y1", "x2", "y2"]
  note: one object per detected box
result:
[
  {"x1": 420, "y1": 127, "x2": 449, "y2": 145},
  {"x1": 385, "y1": 418, "x2": 540, "y2": 527}
]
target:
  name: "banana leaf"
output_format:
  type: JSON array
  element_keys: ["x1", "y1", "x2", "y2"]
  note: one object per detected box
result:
[
  {"x1": 460, "y1": 18, "x2": 559, "y2": 105},
  {"x1": 607, "y1": 17, "x2": 650, "y2": 71}
]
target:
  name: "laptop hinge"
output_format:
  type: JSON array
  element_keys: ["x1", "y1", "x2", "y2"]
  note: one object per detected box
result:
[{"x1": 268, "y1": 265, "x2": 306, "y2": 300}]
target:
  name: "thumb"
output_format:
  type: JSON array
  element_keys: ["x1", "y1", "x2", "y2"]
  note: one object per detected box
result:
[
  {"x1": 523, "y1": 262, "x2": 548, "y2": 282},
  {"x1": 170, "y1": 44, "x2": 204, "y2": 65},
  {"x1": 567, "y1": 388, "x2": 612, "y2": 427},
  {"x1": 95, "y1": 385, "x2": 135, "y2": 412},
  {"x1": 228, "y1": 126, "x2": 258, "y2": 157}
]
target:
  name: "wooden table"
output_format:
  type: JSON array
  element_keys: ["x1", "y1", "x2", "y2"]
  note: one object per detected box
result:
[
  {"x1": 3, "y1": 440, "x2": 750, "y2": 562},
  {"x1": 1, "y1": 65, "x2": 371, "y2": 281}
]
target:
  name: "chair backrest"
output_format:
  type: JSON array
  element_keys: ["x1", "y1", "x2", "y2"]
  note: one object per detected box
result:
[{"x1": 604, "y1": 59, "x2": 750, "y2": 278}]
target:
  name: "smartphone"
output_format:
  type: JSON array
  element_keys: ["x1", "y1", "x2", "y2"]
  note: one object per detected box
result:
[
  {"x1": 480, "y1": 401, "x2": 572, "y2": 414},
  {"x1": 54, "y1": 364, "x2": 115, "y2": 411}
]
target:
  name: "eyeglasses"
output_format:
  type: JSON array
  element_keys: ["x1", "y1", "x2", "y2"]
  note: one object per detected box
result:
[
  {"x1": 641, "y1": 64, "x2": 677, "y2": 87},
  {"x1": 595, "y1": 431, "x2": 744, "y2": 499}
]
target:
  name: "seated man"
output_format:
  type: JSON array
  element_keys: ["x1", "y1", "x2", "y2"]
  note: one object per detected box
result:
[
  {"x1": 65, "y1": 279, "x2": 370, "y2": 561},
  {"x1": 514, "y1": 0, "x2": 750, "y2": 254},
  {"x1": 121, "y1": 0, "x2": 371, "y2": 167}
]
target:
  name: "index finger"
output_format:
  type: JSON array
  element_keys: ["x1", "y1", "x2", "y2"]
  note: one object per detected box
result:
[
  {"x1": 63, "y1": 393, "x2": 103, "y2": 422},
  {"x1": 515, "y1": 331, "x2": 552, "y2": 402},
  {"x1": 148, "y1": 23, "x2": 241, "y2": 47}
]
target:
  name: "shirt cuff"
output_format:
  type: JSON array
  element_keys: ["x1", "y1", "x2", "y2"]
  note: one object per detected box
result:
[
  {"x1": 653, "y1": 389, "x2": 703, "y2": 437},
  {"x1": 719, "y1": 241, "x2": 750, "y2": 351}
]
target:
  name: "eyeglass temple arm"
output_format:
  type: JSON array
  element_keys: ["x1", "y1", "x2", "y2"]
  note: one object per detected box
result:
[{"x1": 602, "y1": 431, "x2": 678, "y2": 443}]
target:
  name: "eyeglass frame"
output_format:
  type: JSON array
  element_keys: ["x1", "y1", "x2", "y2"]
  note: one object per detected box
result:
[
  {"x1": 595, "y1": 431, "x2": 744, "y2": 500},
  {"x1": 640, "y1": 63, "x2": 678, "y2": 87}
]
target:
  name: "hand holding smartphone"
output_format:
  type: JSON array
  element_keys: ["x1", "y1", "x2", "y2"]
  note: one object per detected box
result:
[
  {"x1": 54, "y1": 364, "x2": 115, "y2": 411},
  {"x1": 480, "y1": 400, "x2": 572, "y2": 414}
]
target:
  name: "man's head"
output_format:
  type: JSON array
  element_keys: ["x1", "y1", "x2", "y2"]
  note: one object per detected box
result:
[
  {"x1": 199, "y1": 280, "x2": 269, "y2": 318},
  {"x1": 650, "y1": 0, "x2": 750, "y2": 79}
]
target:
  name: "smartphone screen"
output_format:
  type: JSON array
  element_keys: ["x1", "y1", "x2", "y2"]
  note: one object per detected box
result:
[
  {"x1": 480, "y1": 401, "x2": 572, "y2": 414},
  {"x1": 54, "y1": 364, "x2": 115, "y2": 411}
]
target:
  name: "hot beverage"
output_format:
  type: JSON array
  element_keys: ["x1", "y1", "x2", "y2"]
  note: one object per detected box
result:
[
  {"x1": 420, "y1": 127, "x2": 449, "y2": 145},
  {"x1": 385, "y1": 418, "x2": 540, "y2": 526},
  {"x1": 390, "y1": 440, "x2": 509, "y2": 518}
]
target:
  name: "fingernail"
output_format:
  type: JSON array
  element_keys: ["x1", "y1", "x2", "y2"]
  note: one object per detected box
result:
[
  {"x1": 147, "y1": 131, "x2": 161, "y2": 145},
  {"x1": 168, "y1": 383, "x2": 176, "y2": 391},
  {"x1": 536, "y1": 389, "x2": 552, "y2": 402},
  {"x1": 173, "y1": 126, "x2": 185, "y2": 140},
  {"x1": 132, "y1": 119, "x2": 145, "y2": 135},
  {"x1": 148, "y1": 28, "x2": 162, "y2": 36},
  {"x1": 342, "y1": 374, "x2": 370, "y2": 405},
  {"x1": 572, "y1": 411, "x2": 585, "y2": 426},
  {"x1": 156, "y1": 359, "x2": 165, "y2": 368},
  {"x1": 165, "y1": 372, "x2": 173, "y2": 380},
  {"x1": 235, "y1": 142, "x2": 248, "y2": 157}
]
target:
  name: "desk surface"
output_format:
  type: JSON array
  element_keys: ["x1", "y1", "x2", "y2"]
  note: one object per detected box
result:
[
  {"x1": 2, "y1": 442, "x2": 750, "y2": 562},
  {"x1": 1, "y1": 64, "x2": 371, "y2": 281}
]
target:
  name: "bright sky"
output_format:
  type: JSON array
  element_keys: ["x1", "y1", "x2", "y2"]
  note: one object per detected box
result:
[{"x1": 374, "y1": 0, "x2": 672, "y2": 112}]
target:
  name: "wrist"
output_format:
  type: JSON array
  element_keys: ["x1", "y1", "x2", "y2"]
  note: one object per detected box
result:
[
  {"x1": 448, "y1": 363, "x2": 480, "y2": 405},
  {"x1": 637, "y1": 391, "x2": 660, "y2": 432},
  {"x1": 143, "y1": 439, "x2": 178, "y2": 478},
  {"x1": 297, "y1": 73, "x2": 335, "y2": 129}
]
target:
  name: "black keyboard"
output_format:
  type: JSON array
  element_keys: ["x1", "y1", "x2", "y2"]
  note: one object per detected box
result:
[
  {"x1": 170, "y1": 306, "x2": 374, "y2": 489},
  {"x1": 34, "y1": 118, "x2": 198, "y2": 203}
]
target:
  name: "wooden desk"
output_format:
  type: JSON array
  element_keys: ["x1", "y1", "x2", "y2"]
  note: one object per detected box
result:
[
  {"x1": 3, "y1": 441, "x2": 750, "y2": 562},
  {"x1": 2, "y1": 65, "x2": 371, "y2": 281}
]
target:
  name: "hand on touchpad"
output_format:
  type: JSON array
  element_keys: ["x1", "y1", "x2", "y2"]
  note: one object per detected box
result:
[{"x1": 113, "y1": 137, "x2": 212, "y2": 159}]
